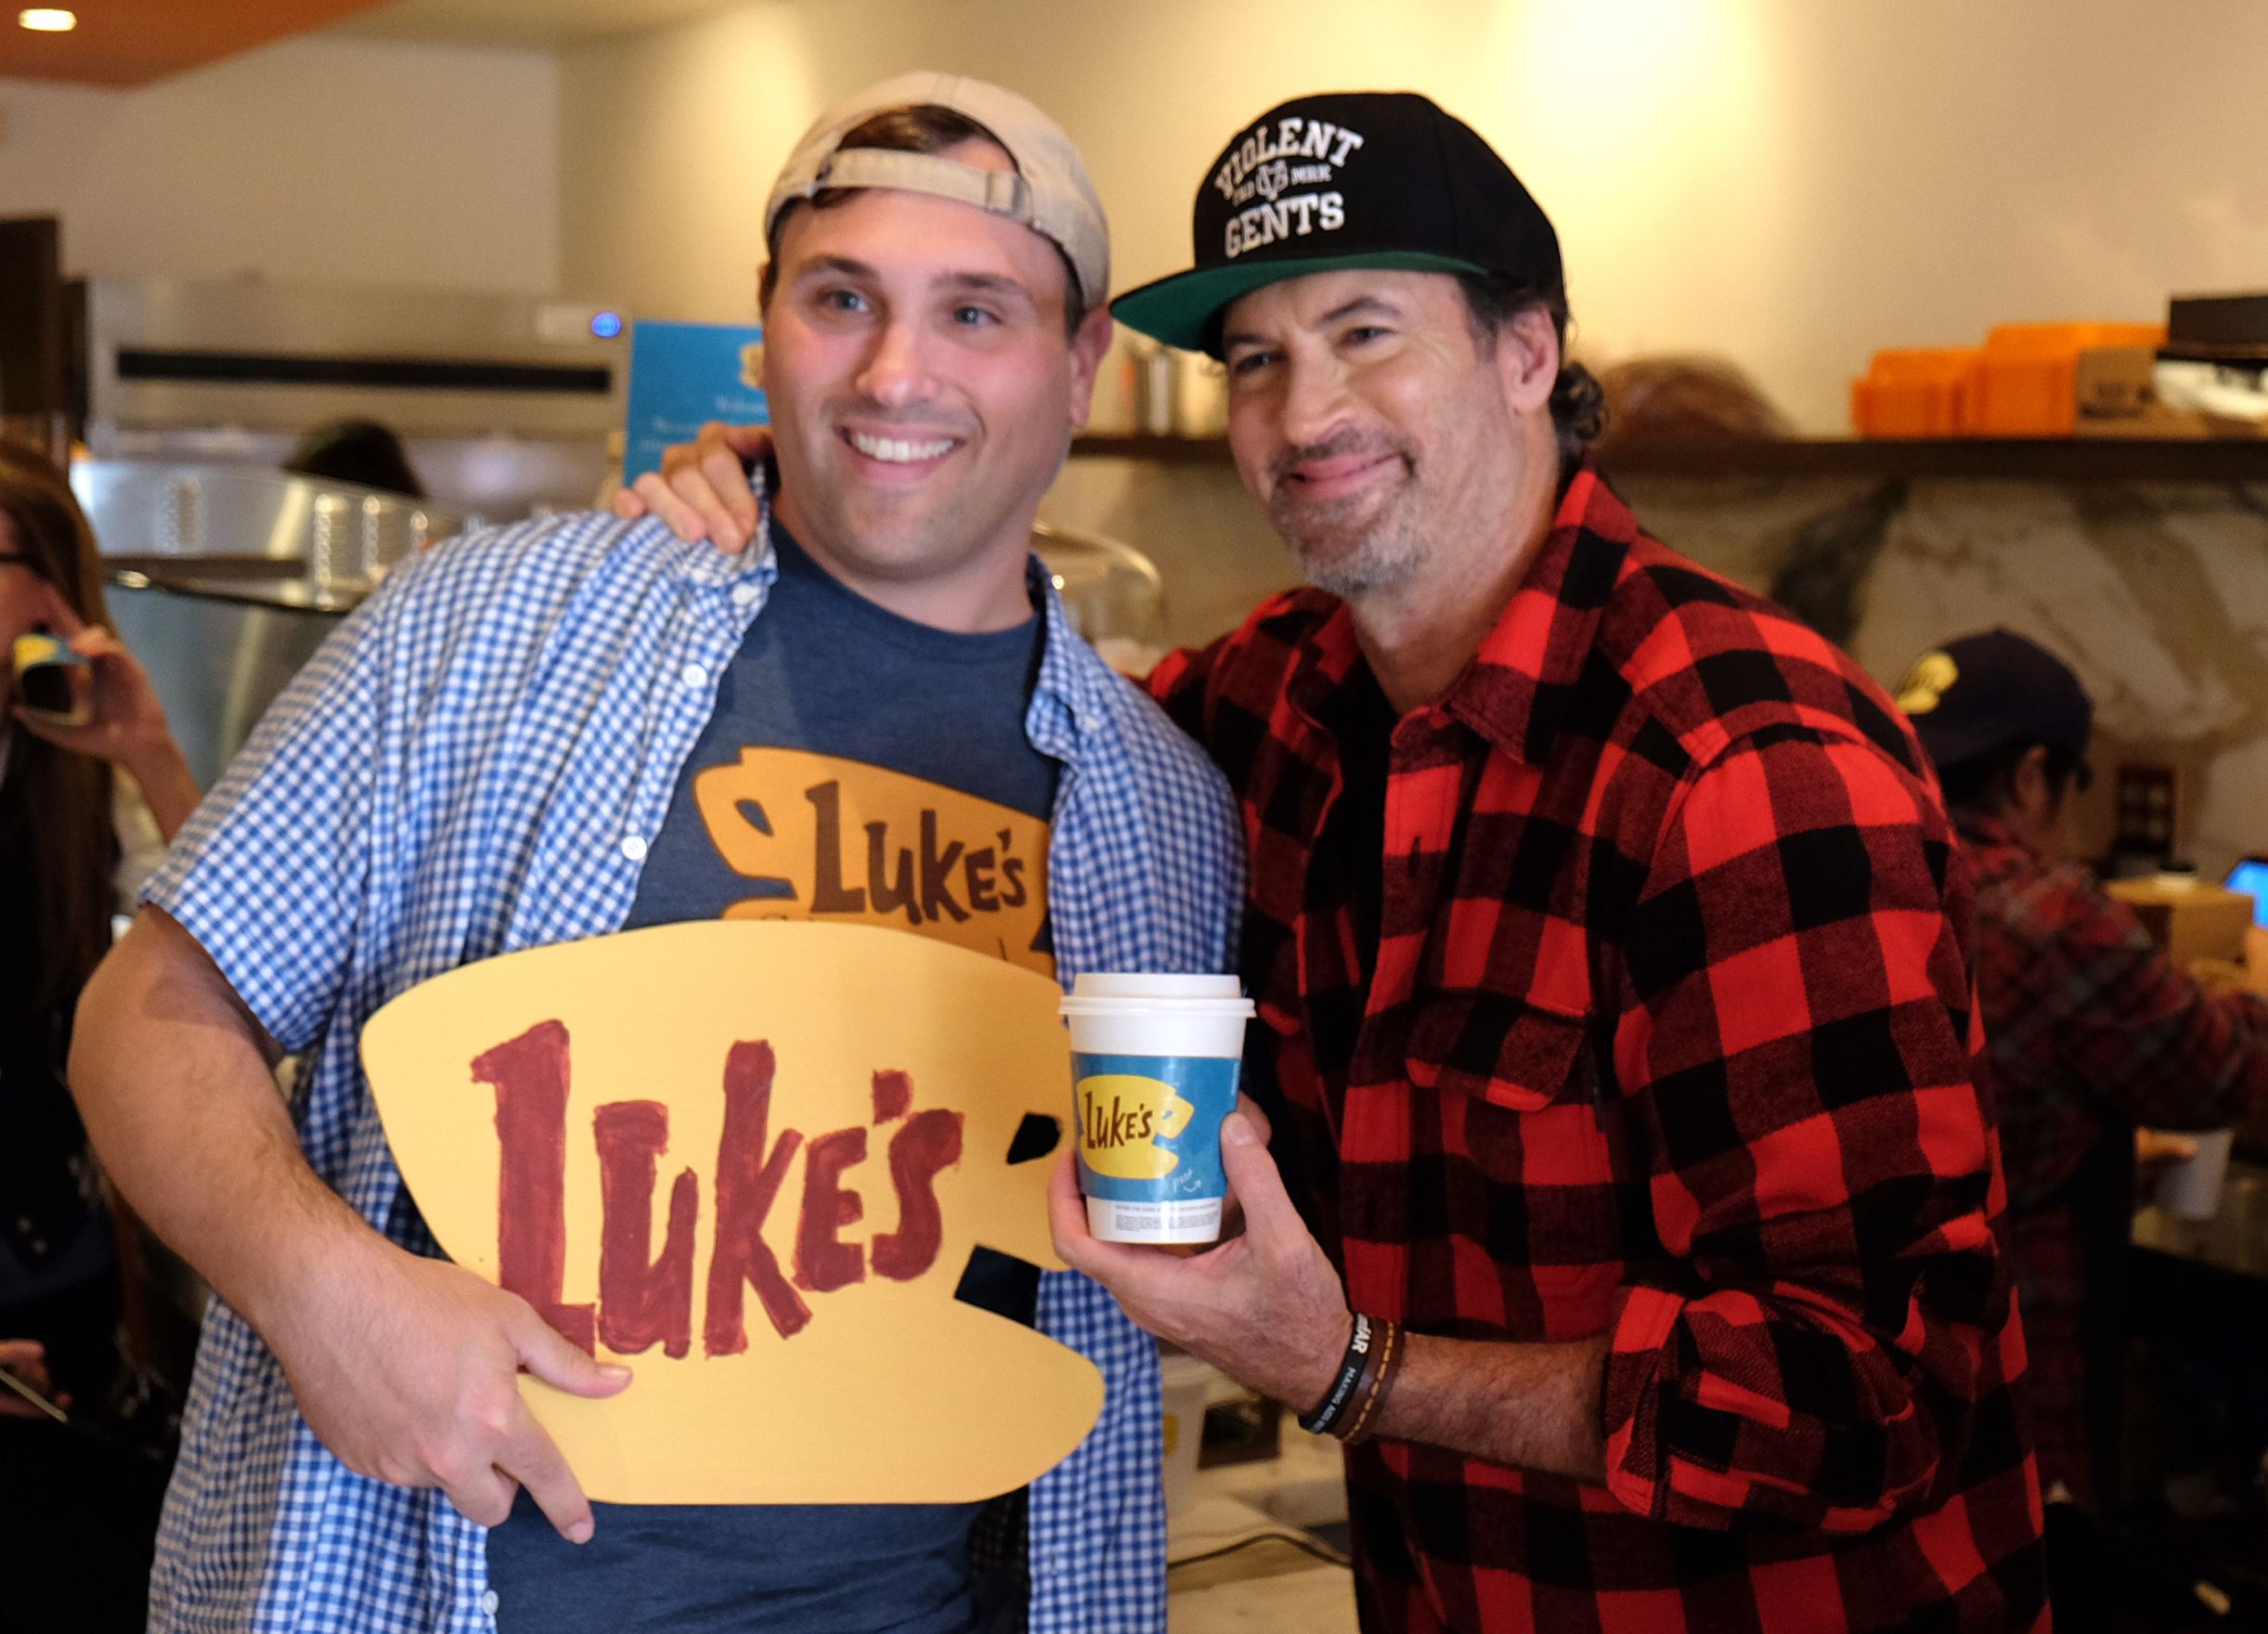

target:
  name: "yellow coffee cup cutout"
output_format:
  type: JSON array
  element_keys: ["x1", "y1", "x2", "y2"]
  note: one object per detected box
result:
[{"x1": 360, "y1": 919, "x2": 1099, "y2": 1506}]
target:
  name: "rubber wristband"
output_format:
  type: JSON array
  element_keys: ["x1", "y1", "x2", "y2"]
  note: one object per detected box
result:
[{"x1": 1297, "y1": 1313, "x2": 1373, "y2": 1437}]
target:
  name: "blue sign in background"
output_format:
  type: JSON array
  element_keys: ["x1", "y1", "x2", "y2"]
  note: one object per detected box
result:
[
  {"x1": 1070, "y1": 1052, "x2": 1243, "y2": 1204},
  {"x1": 621, "y1": 319, "x2": 770, "y2": 483}
]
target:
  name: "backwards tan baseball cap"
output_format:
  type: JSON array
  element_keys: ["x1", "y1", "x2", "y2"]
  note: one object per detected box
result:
[{"x1": 764, "y1": 71, "x2": 1110, "y2": 311}]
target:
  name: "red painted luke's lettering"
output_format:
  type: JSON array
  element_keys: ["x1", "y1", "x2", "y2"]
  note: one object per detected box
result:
[
  {"x1": 871, "y1": 1109, "x2": 962, "y2": 1282},
  {"x1": 705, "y1": 1041, "x2": 810, "y2": 1350},
  {"x1": 871, "y1": 1068, "x2": 914, "y2": 1123},
  {"x1": 472, "y1": 1028, "x2": 968, "y2": 1357},
  {"x1": 793, "y1": 1127, "x2": 868, "y2": 1294},
  {"x1": 593, "y1": 1101, "x2": 698, "y2": 1358},
  {"x1": 474, "y1": 1021, "x2": 596, "y2": 1353}
]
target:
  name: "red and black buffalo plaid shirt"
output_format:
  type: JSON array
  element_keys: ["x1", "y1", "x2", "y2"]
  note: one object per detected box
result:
[
  {"x1": 1151, "y1": 468, "x2": 2047, "y2": 1634},
  {"x1": 1961, "y1": 811, "x2": 2268, "y2": 1505}
]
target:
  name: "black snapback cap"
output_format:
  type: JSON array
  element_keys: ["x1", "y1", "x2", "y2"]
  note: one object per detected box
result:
[
  {"x1": 1895, "y1": 629, "x2": 2096, "y2": 778},
  {"x1": 1110, "y1": 91, "x2": 1562, "y2": 357}
]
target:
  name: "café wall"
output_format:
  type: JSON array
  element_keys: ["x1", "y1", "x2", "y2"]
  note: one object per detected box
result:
[
  {"x1": 1613, "y1": 472, "x2": 2268, "y2": 880},
  {"x1": 0, "y1": 36, "x2": 560, "y2": 294},
  {"x1": 555, "y1": 0, "x2": 2268, "y2": 433},
  {"x1": 555, "y1": 1, "x2": 2268, "y2": 873},
  {"x1": 7, "y1": 6, "x2": 2257, "y2": 867}
]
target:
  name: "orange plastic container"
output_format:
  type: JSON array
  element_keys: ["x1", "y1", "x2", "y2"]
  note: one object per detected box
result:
[
  {"x1": 1967, "y1": 322, "x2": 2165, "y2": 435},
  {"x1": 1851, "y1": 348, "x2": 1979, "y2": 437}
]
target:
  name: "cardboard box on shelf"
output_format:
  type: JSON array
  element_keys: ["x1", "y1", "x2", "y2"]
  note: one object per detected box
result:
[
  {"x1": 2105, "y1": 877, "x2": 2255, "y2": 968},
  {"x1": 2075, "y1": 346, "x2": 2159, "y2": 420}
]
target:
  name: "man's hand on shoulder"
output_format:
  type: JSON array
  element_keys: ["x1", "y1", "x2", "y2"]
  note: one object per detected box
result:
[
  {"x1": 264, "y1": 1234, "x2": 631, "y2": 1540},
  {"x1": 610, "y1": 421, "x2": 771, "y2": 554}
]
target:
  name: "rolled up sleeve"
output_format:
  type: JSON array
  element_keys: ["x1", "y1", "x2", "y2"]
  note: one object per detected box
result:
[{"x1": 1601, "y1": 724, "x2": 2008, "y2": 1533}]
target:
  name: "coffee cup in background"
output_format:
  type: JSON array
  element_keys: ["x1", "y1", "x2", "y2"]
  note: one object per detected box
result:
[
  {"x1": 2156, "y1": 1127, "x2": 2236, "y2": 1221},
  {"x1": 11, "y1": 630, "x2": 92, "y2": 727},
  {"x1": 1057, "y1": 974, "x2": 1255, "y2": 1245}
]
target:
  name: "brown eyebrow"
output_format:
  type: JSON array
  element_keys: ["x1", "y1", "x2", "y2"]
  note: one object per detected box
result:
[
  {"x1": 1319, "y1": 294, "x2": 1401, "y2": 326},
  {"x1": 792, "y1": 253, "x2": 880, "y2": 283},
  {"x1": 790, "y1": 256, "x2": 1037, "y2": 311},
  {"x1": 1222, "y1": 293, "x2": 1402, "y2": 354},
  {"x1": 940, "y1": 271, "x2": 1039, "y2": 311}
]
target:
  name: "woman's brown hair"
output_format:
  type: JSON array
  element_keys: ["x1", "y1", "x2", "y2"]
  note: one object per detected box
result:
[{"x1": 0, "y1": 437, "x2": 119, "y2": 1022}]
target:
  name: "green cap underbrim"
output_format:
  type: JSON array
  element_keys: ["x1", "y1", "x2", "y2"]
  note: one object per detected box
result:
[{"x1": 1108, "y1": 249, "x2": 1490, "y2": 356}]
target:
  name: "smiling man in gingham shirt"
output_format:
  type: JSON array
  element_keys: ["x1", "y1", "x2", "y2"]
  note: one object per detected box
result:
[{"x1": 71, "y1": 74, "x2": 1238, "y2": 1634}]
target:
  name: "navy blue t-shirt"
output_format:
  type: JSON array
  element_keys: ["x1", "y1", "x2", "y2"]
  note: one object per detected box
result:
[{"x1": 485, "y1": 522, "x2": 1056, "y2": 1633}]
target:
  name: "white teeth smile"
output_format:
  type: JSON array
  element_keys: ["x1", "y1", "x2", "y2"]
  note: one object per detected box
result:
[{"x1": 847, "y1": 431, "x2": 954, "y2": 463}]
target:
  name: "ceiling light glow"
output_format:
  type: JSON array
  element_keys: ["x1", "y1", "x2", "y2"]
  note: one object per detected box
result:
[{"x1": 18, "y1": 8, "x2": 77, "y2": 31}]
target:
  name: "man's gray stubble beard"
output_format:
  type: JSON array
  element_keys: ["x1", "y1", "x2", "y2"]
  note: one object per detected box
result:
[{"x1": 1273, "y1": 489, "x2": 1427, "y2": 602}]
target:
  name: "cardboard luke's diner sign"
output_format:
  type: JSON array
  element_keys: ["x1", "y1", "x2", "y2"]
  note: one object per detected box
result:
[{"x1": 361, "y1": 920, "x2": 1102, "y2": 1506}]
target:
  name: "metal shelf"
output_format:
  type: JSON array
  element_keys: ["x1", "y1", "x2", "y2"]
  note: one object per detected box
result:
[{"x1": 1070, "y1": 434, "x2": 2268, "y2": 482}]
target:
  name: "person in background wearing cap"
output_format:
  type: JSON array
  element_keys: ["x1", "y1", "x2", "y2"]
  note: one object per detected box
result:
[
  {"x1": 626, "y1": 88, "x2": 2048, "y2": 1634},
  {"x1": 1896, "y1": 628, "x2": 2268, "y2": 1633},
  {"x1": 69, "y1": 73, "x2": 1238, "y2": 1634}
]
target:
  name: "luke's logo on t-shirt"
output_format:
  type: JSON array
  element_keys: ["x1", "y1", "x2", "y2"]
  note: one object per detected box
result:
[{"x1": 692, "y1": 748, "x2": 1052, "y2": 976}]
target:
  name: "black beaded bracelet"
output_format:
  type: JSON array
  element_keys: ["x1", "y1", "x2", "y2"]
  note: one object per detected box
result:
[{"x1": 1297, "y1": 1313, "x2": 1375, "y2": 1437}]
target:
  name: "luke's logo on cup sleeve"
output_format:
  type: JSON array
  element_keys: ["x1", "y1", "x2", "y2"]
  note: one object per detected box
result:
[
  {"x1": 1075, "y1": 1073, "x2": 1197, "y2": 1181},
  {"x1": 1070, "y1": 1054, "x2": 1239, "y2": 1205}
]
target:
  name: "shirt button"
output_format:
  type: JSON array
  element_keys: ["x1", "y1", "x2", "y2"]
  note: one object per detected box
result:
[
  {"x1": 681, "y1": 661, "x2": 708, "y2": 688},
  {"x1": 1079, "y1": 712, "x2": 1101, "y2": 733},
  {"x1": 480, "y1": 1590, "x2": 499, "y2": 1615},
  {"x1": 621, "y1": 835, "x2": 648, "y2": 862},
  {"x1": 731, "y1": 580, "x2": 761, "y2": 606}
]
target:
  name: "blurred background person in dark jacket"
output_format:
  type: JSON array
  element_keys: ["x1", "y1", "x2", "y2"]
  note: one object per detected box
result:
[{"x1": 1897, "y1": 627, "x2": 2268, "y2": 1634}]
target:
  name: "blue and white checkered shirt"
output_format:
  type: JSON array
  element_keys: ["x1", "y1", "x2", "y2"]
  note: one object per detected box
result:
[{"x1": 142, "y1": 506, "x2": 1244, "y2": 1633}]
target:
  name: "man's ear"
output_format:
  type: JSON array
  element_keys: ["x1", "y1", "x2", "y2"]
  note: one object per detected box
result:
[
  {"x1": 1066, "y1": 305, "x2": 1117, "y2": 431},
  {"x1": 2012, "y1": 744, "x2": 2055, "y2": 815},
  {"x1": 1494, "y1": 305, "x2": 1561, "y2": 418},
  {"x1": 756, "y1": 263, "x2": 776, "y2": 389}
]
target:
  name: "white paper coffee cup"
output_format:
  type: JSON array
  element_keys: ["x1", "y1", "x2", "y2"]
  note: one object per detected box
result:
[
  {"x1": 2156, "y1": 1128, "x2": 2236, "y2": 1221},
  {"x1": 1058, "y1": 974, "x2": 1254, "y2": 1244}
]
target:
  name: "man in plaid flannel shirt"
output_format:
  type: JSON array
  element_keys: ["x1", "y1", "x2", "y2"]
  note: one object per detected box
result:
[
  {"x1": 628, "y1": 85, "x2": 2054, "y2": 1634},
  {"x1": 1896, "y1": 628, "x2": 2268, "y2": 1630},
  {"x1": 1043, "y1": 92, "x2": 2052, "y2": 1632}
]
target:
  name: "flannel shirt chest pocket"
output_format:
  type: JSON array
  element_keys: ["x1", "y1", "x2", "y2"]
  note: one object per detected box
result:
[
  {"x1": 1406, "y1": 988, "x2": 1595, "y2": 1112},
  {"x1": 1403, "y1": 989, "x2": 1627, "y2": 1316},
  {"x1": 1405, "y1": 989, "x2": 1619, "y2": 1196}
]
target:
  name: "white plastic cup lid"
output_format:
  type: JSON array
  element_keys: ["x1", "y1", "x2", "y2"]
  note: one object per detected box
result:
[
  {"x1": 1058, "y1": 971, "x2": 1254, "y2": 1022},
  {"x1": 1069, "y1": 973, "x2": 1244, "y2": 1001}
]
